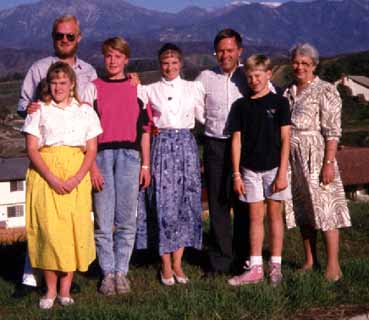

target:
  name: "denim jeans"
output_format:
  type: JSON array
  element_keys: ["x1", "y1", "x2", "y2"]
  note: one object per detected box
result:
[{"x1": 94, "y1": 148, "x2": 140, "y2": 276}]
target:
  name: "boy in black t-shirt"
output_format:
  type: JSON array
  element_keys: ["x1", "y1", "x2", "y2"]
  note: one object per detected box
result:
[{"x1": 228, "y1": 54, "x2": 291, "y2": 287}]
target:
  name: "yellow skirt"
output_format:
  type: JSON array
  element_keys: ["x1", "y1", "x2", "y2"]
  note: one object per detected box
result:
[{"x1": 26, "y1": 146, "x2": 95, "y2": 272}]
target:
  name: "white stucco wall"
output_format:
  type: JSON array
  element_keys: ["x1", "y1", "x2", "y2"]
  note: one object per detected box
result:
[{"x1": 0, "y1": 180, "x2": 26, "y2": 228}]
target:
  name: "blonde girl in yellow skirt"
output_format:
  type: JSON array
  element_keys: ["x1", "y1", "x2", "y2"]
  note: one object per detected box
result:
[{"x1": 22, "y1": 62, "x2": 102, "y2": 309}]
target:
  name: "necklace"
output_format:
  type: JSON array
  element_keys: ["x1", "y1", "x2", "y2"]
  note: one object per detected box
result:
[{"x1": 296, "y1": 78, "x2": 314, "y2": 95}]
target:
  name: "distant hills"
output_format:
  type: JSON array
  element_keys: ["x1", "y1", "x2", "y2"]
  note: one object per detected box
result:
[{"x1": 0, "y1": 0, "x2": 369, "y2": 77}]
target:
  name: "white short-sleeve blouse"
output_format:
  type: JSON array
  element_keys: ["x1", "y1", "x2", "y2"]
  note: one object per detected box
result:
[
  {"x1": 138, "y1": 76, "x2": 205, "y2": 129},
  {"x1": 22, "y1": 98, "x2": 103, "y2": 148}
]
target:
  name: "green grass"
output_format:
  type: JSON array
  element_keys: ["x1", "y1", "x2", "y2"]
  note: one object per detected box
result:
[{"x1": 0, "y1": 202, "x2": 368, "y2": 319}]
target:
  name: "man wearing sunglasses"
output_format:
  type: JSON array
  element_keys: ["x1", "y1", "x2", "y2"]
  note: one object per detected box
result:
[
  {"x1": 15, "y1": 15, "x2": 97, "y2": 297},
  {"x1": 17, "y1": 15, "x2": 97, "y2": 117}
]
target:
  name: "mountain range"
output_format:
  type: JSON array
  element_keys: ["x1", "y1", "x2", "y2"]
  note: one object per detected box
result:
[{"x1": 0, "y1": 0, "x2": 368, "y2": 77}]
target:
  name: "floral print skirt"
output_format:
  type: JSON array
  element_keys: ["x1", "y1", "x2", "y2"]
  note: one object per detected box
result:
[{"x1": 136, "y1": 129, "x2": 202, "y2": 255}]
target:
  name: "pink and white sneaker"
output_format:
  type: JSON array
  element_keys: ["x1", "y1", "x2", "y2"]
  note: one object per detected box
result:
[{"x1": 228, "y1": 264, "x2": 264, "y2": 286}]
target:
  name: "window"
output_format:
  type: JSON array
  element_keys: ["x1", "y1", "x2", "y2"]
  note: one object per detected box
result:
[
  {"x1": 7, "y1": 205, "x2": 24, "y2": 218},
  {"x1": 10, "y1": 180, "x2": 24, "y2": 192}
]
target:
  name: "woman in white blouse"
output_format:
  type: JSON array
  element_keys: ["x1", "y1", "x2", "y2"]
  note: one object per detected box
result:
[
  {"x1": 22, "y1": 62, "x2": 102, "y2": 308},
  {"x1": 137, "y1": 43, "x2": 205, "y2": 285}
]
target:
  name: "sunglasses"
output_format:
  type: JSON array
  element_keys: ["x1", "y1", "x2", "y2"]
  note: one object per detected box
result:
[{"x1": 53, "y1": 32, "x2": 77, "y2": 42}]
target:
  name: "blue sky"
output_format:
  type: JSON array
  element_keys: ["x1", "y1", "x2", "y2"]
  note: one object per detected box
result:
[{"x1": 0, "y1": 0, "x2": 314, "y2": 12}]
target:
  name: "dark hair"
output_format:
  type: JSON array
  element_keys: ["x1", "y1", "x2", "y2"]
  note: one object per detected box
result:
[
  {"x1": 213, "y1": 28, "x2": 243, "y2": 51},
  {"x1": 158, "y1": 43, "x2": 183, "y2": 61}
]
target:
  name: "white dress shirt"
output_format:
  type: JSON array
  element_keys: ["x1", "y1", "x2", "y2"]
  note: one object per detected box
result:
[
  {"x1": 22, "y1": 98, "x2": 102, "y2": 148},
  {"x1": 17, "y1": 56, "x2": 97, "y2": 113},
  {"x1": 138, "y1": 76, "x2": 205, "y2": 129}
]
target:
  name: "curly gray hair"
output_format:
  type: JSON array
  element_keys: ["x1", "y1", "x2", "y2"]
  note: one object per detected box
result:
[{"x1": 290, "y1": 43, "x2": 319, "y2": 66}]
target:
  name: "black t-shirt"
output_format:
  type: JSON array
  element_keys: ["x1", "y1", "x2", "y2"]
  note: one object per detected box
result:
[{"x1": 228, "y1": 92, "x2": 291, "y2": 171}]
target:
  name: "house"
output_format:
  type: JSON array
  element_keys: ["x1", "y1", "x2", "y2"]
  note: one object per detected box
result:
[
  {"x1": 335, "y1": 75, "x2": 369, "y2": 102},
  {"x1": 0, "y1": 157, "x2": 29, "y2": 228}
]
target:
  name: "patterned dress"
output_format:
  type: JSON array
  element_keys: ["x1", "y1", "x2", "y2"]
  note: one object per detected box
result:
[
  {"x1": 284, "y1": 77, "x2": 351, "y2": 231},
  {"x1": 135, "y1": 77, "x2": 204, "y2": 256}
]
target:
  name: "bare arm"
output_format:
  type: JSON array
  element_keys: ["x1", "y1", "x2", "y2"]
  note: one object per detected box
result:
[
  {"x1": 320, "y1": 139, "x2": 338, "y2": 185},
  {"x1": 63, "y1": 137, "x2": 98, "y2": 193},
  {"x1": 139, "y1": 132, "x2": 151, "y2": 189},
  {"x1": 272, "y1": 125, "x2": 291, "y2": 193},
  {"x1": 90, "y1": 160, "x2": 104, "y2": 192},
  {"x1": 26, "y1": 134, "x2": 66, "y2": 194},
  {"x1": 231, "y1": 131, "x2": 245, "y2": 195}
]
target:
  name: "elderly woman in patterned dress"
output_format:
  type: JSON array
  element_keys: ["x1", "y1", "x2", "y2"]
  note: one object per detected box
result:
[{"x1": 284, "y1": 43, "x2": 351, "y2": 282}]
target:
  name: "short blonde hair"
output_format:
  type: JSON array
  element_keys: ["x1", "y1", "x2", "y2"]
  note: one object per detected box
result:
[
  {"x1": 52, "y1": 15, "x2": 81, "y2": 36},
  {"x1": 43, "y1": 62, "x2": 80, "y2": 105},
  {"x1": 244, "y1": 54, "x2": 272, "y2": 72},
  {"x1": 102, "y1": 37, "x2": 131, "y2": 58}
]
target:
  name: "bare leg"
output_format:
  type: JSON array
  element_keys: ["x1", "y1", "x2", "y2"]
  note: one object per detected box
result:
[
  {"x1": 161, "y1": 253, "x2": 173, "y2": 279},
  {"x1": 266, "y1": 200, "x2": 284, "y2": 257},
  {"x1": 249, "y1": 201, "x2": 265, "y2": 257},
  {"x1": 43, "y1": 270, "x2": 58, "y2": 299},
  {"x1": 59, "y1": 271, "x2": 73, "y2": 297},
  {"x1": 323, "y1": 229, "x2": 342, "y2": 281},
  {"x1": 299, "y1": 226, "x2": 319, "y2": 271},
  {"x1": 172, "y1": 247, "x2": 185, "y2": 277}
]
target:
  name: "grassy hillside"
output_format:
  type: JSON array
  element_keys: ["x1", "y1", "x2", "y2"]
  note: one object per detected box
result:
[{"x1": 0, "y1": 80, "x2": 20, "y2": 114}]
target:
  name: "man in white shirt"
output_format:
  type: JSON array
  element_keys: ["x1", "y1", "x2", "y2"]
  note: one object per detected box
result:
[
  {"x1": 15, "y1": 15, "x2": 96, "y2": 298},
  {"x1": 17, "y1": 15, "x2": 97, "y2": 118},
  {"x1": 196, "y1": 29, "x2": 250, "y2": 275}
]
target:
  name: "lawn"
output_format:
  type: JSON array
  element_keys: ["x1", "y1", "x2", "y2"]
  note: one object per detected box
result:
[{"x1": 0, "y1": 202, "x2": 368, "y2": 320}]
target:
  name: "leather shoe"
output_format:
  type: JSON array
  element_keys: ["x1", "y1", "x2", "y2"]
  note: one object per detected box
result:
[{"x1": 12, "y1": 284, "x2": 37, "y2": 299}]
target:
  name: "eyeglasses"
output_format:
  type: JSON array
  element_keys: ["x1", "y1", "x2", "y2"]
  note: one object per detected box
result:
[
  {"x1": 292, "y1": 61, "x2": 314, "y2": 68},
  {"x1": 53, "y1": 32, "x2": 76, "y2": 42}
]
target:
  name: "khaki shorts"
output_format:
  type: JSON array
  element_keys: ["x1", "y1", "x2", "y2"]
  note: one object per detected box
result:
[{"x1": 239, "y1": 166, "x2": 291, "y2": 203}]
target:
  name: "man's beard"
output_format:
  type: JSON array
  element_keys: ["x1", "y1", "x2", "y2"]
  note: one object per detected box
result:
[{"x1": 54, "y1": 43, "x2": 78, "y2": 59}]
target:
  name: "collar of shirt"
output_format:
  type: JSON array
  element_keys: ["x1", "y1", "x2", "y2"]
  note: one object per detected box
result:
[
  {"x1": 49, "y1": 98, "x2": 79, "y2": 109},
  {"x1": 51, "y1": 56, "x2": 84, "y2": 71},
  {"x1": 216, "y1": 66, "x2": 239, "y2": 77},
  {"x1": 290, "y1": 76, "x2": 319, "y2": 97},
  {"x1": 161, "y1": 75, "x2": 182, "y2": 87}
]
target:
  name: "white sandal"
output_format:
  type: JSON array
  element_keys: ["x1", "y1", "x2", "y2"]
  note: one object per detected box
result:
[
  {"x1": 173, "y1": 273, "x2": 189, "y2": 284},
  {"x1": 57, "y1": 295, "x2": 75, "y2": 306},
  {"x1": 39, "y1": 296, "x2": 56, "y2": 309}
]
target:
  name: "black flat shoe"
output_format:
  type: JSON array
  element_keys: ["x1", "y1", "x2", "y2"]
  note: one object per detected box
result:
[{"x1": 12, "y1": 284, "x2": 37, "y2": 299}]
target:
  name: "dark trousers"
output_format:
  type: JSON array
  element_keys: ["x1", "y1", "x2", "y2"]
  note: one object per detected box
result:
[{"x1": 203, "y1": 136, "x2": 250, "y2": 273}]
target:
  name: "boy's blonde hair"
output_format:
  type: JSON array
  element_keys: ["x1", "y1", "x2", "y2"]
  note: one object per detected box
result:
[
  {"x1": 244, "y1": 54, "x2": 272, "y2": 72},
  {"x1": 102, "y1": 37, "x2": 131, "y2": 58}
]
